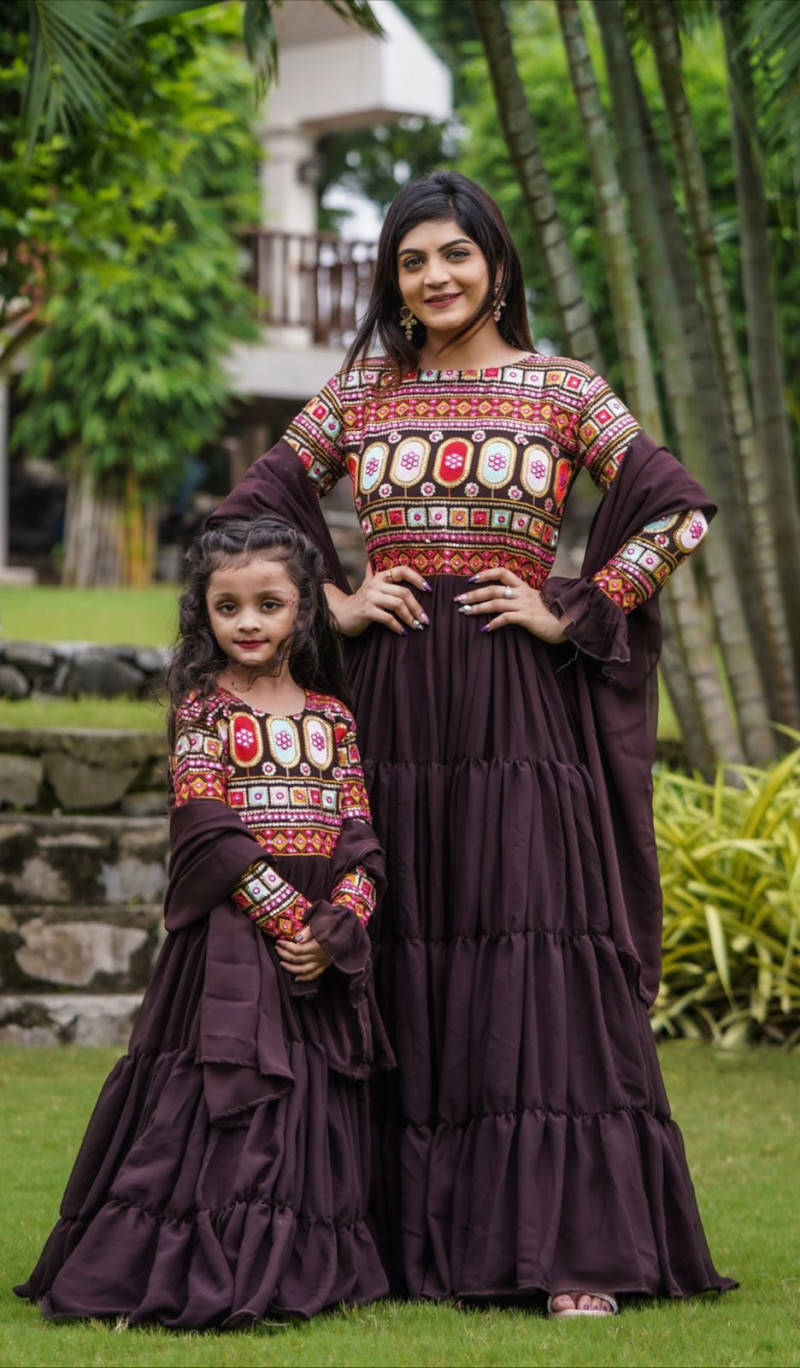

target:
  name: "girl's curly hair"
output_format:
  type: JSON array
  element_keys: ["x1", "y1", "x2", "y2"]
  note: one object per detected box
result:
[{"x1": 166, "y1": 516, "x2": 350, "y2": 748}]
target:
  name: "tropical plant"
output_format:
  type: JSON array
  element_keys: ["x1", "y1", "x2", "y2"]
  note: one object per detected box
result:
[
  {"x1": 468, "y1": 0, "x2": 604, "y2": 370},
  {"x1": 653, "y1": 741, "x2": 800, "y2": 1046},
  {"x1": 6, "y1": 7, "x2": 260, "y2": 584},
  {"x1": 20, "y1": 0, "x2": 382, "y2": 146}
]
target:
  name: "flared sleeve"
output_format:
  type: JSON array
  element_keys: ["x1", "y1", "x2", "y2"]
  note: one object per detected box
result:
[{"x1": 541, "y1": 374, "x2": 714, "y2": 662}]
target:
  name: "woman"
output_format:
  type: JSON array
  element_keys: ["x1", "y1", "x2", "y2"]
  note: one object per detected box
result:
[{"x1": 213, "y1": 171, "x2": 734, "y2": 1315}]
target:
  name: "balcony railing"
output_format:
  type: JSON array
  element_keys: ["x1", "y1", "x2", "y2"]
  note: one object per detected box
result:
[{"x1": 243, "y1": 229, "x2": 378, "y2": 347}]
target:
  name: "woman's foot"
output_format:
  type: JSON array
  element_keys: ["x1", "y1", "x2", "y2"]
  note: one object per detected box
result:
[{"x1": 547, "y1": 1292, "x2": 618, "y2": 1318}]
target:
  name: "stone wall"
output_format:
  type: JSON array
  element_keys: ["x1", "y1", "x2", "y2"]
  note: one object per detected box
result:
[
  {"x1": 0, "y1": 812, "x2": 167, "y2": 1046},
  {"x1": 0, "y1": 641, "x2": 171, "y2": 701},
  {"x1": 0, "y1": 726, "x2": 166, "y2": 815}
]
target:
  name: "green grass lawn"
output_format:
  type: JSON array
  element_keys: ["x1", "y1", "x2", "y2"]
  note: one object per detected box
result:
[
  {"x1": 1, "y1": 1041, "x2": 797, "y2": 1367},
  {"x1": 0, "y1": 586, "x2": 180, "y2": 647}
]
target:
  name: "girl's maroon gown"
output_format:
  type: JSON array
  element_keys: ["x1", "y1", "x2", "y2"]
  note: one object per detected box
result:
[
  {"x1": 16, "y1": 689, "x2": 392, "y2": 1327},
  {"x1": 212, "y1": 355, "x2": 735, "y2": 1303}
]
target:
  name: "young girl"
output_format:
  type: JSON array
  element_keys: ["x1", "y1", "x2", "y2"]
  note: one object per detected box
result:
[{"x1": 15, "y1": 515, "x2": 393, "y2": 1329}]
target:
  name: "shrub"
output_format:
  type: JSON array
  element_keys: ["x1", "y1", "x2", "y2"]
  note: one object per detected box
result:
[{"x1": 653, "y1": 741, "x2": 800, "y2": 1047}]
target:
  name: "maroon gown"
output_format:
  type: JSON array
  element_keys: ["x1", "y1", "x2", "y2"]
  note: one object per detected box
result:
[
  {"x1": 212, "y1": 355, "x2": 736, "y2": 1303},
  {"x1": 16, "y1": 690, "x2": 393, "y2": 1327}
]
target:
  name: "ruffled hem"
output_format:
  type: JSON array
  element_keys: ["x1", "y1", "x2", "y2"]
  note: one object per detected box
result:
[
  {"x1": 17, "y1": 1196, "x2": 387, "y2": 1327},
  {"x1": 15, "y1": 1039, "x2": 387, "y2": 1327},
  {"x1": 540, "y1": 575, "x2": 630, "y2": 665},
  {"x1": 372, "y1": 1106, "x2": 736, "y2": 1302}
]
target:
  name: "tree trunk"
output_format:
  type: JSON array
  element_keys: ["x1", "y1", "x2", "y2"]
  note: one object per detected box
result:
[
  {"x1": 720, "y1": 0, "x2": 800, "y2": 679},
  {"x1": 593, "y1": 0, "x2": 767, "y2": 764},
  {"x1": 62, "y1": 463, "x2": 157, "y2": 586},
  {"x1": 641, "y1": 0, "x2": 799, "y2": 732},
  {"x1": 555, "y1": 0, "x2": 660, "y2": 433},
  {"x1": 469, "y1": 0, "x2": 604, "y2": 370},
  {"x1": 62, "y1": 462, "x2": 124, "y2": 586}
]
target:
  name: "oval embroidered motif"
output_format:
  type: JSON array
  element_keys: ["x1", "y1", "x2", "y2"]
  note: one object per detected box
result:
[
  {"x1": 520, "y1": 444, "x2": 553, "y2": 497},
  {"x1": 477, "y1": 438, "x2": 515, "y2": 489},
  {"x1": 303, "y1": 715, "x2": 333, "y2": 770},
  {"x1": 675, "y1": 511, "x2": 708, "y2": 553},
  {"x1": 267, "y1": 717, "x2": 300, "y2": 768},
  {"x1": 553, "y1": 458, "x2": 572, "y2": 507},
  {"x1": 390, "y1": 437, "x2": 430, "y2": 487},
  {"x1": 433, "y1": 438, "x2": 473, "y2": 487},
  {"x1": 360, "y1": 442, "x2": 390, "y2": 494},
  {"x1": 229, "y1": 713, "x2": 264, "y2": 768}
]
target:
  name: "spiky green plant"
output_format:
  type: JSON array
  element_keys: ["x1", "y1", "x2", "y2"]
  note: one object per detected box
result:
[{"x1": 653, "y1": 738, "x2": 800, "y2": 1046}]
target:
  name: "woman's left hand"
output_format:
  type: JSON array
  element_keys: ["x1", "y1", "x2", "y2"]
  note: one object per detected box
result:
[
  {"x1": 274, "y1": 926, "x2": 332, "y2": 982},
  {"x1": 454, "y1": 568, "x2": 568, "y2": 643}
]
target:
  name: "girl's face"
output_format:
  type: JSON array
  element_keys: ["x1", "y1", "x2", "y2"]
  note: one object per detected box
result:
[
  {"x1": 396, "y1": 217, "x2": 492, "y2": 346},
  {"x1": 206, "y1": 555, "x2": 299, "y2": 673}
]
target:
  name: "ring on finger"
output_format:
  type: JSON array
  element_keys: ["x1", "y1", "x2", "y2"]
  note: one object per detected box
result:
[{"x1": 504, "y1": 586, "x2": 514, "y2": 599}]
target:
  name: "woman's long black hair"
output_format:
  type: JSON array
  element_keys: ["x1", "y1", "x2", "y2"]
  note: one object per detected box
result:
[
  {"x1": 344, "y1": 170, "x2": 535, "y2": 377},
  {"x1": 166, "y1": 516, "x2": 350, "y2": 747}
]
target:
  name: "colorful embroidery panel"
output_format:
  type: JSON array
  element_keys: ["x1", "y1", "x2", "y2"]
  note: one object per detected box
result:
[
  {"x1": 171, "y1": 691, "x2": 369, "y2": 857},
  {"x1": 233, "y1": 857, "x2": 310, "y2": 940},
  {"x1": 592, "y1": 510, "x2": 709, "y2": 612},
  {"x1": 284, "y1": 358, "x2": 643, "y2": 589},
  {"x1": 330, "y1": 864, "x2": 376, "y2": 927},
  {"x1": 171, "y1": 699, "x2": 227, "y2": 807}
]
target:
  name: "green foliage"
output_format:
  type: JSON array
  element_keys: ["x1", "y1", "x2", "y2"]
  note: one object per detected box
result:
[
  {"x1": 654, "y1": 743, "x2": 800, "y2": 1046},
  {"x1": 3, "y1": 5, "x2": 259, "y2": 500}
]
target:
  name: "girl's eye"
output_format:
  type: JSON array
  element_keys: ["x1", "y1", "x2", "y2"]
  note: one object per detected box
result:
[
  {"x1": 401, "y1": 257, "x2": 423, "y2": 270},
  {"x1": 447, "y1": 249, "x2": 468, "y2": 261},
  {"x1": 216, "y1": 603, "x2": 237, "y2": 615},
  {"x1": 261, "y1": 599, "x2": 282, "y2": 612}
]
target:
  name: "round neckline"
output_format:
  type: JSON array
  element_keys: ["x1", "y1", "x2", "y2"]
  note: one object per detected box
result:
[
  {"x1": 412, "y1": 352, "x2": 539, "y2": 379},
  {"x1": 216, "y1": 685, "x2": 309, "y2": 720}
]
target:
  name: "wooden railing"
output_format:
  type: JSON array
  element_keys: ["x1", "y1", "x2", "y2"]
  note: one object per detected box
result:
[{"x1": 243, "y1": 229, "x2": 378, "y2": 346}]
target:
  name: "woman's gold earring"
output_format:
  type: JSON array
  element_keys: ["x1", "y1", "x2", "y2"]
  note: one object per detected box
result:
[
  {"x1": 400, "y1": 305, "x2": 417, "y2": 341},
  {"x1": 493, "y1": 297, "x2": 506, "y2": 323}
]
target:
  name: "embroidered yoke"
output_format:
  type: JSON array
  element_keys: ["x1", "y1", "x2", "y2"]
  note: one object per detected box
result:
[
  {"x1": 284, "y1": 356, "x2": 708, "y2": 612},
  {"x1": 171, "y1": 689, "x2": 375, "y2": 940}
]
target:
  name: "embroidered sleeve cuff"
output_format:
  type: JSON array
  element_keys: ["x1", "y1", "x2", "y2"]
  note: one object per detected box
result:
[
  {"x1": 233, "y1": 858, "x2": 310, "y2": 941},
  {"x1": 540, "y1": 575, "x2": 630, "y2": 665},
  {"x1": 329, "y1": 866, "x2": 376, "y2": 927}
]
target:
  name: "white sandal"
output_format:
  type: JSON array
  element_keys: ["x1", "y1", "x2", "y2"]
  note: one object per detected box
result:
[{"x1": 547, "y1": 1291, "x2": 619, "y2": 1318}]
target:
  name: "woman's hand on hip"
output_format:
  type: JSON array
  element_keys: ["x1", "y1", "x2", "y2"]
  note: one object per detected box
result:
[
  {"x1": 453, "y1": 567, "x2": 568, "y2": 643},
  {"x1": 325, "y1": 564, "x2": 431, "y2": 637}
]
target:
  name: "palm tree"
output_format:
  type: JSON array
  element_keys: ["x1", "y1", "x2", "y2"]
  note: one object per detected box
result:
[
  {"x1": 469, "y1": 0, "x2": 605, "y2": 370},
  {"x1": 640, "y1": 0, "x2": 799, "y2": 733},
  {"x1": 593, "y1": 0, "x2": 771, "y2": 766},
  {"x1": 21, "y1": 0, "x2": 382, "y2": 145},
  {"x1": 719, "y1": 0, "x2": 800, "y2": 680}
]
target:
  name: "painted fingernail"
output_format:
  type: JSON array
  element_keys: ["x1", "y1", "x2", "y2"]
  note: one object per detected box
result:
[
  {"x1": 469, "y1": 574, "x2": 481, "y2": 583},
  {"x1": 422, "y1": 581, "x2": 433, "y2": 592},
  {"x1": 480, "y1": 624, "x2": 491, "y2": 633},
  {"x1": 459, "y1": 605, "x2": 472, "y2": 614},
  {"x1": 412, "y1": 621, "x2": 424, "y2": 630},
  {"x1": 453, "y1": 594, "x2": 465, "y2": 603},
  {"x1": 421, "y1": 612, "x2": 430, "y2": 625}
]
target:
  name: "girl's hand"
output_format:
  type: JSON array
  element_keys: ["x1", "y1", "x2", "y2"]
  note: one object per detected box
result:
[
  {"x1": 453, "y1": 568, "x2": 568, "y2": 643},
  {"x1": 325, "y1": 564, "x2": 431, "y2": 637},
  {"x1": 274, "y1": 926, "x2": 332, "y2": 982}
]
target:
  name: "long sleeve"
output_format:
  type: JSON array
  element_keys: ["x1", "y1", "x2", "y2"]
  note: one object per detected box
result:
[
  {"x1": 541, "y1": 382, "x2": 714, "y2": 663},
  {"x1": 171, "y1": 696, "x2": 310, "y2": 942},
  {"x1": 578, "y1": 373, "x2": 709, "y2": 614},
  {"x1": 282, "y1": 373, "x2": 350, "y2": 497}
]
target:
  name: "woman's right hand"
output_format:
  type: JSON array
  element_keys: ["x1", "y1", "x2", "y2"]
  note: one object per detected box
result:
[{"x1": 325, "y1": 564, "x2": 431, "y2": 637}]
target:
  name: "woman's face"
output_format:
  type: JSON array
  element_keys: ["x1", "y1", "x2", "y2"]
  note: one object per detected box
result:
[{"x1": 396, "y1": 218, "x2": 492, "y2": 345}]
